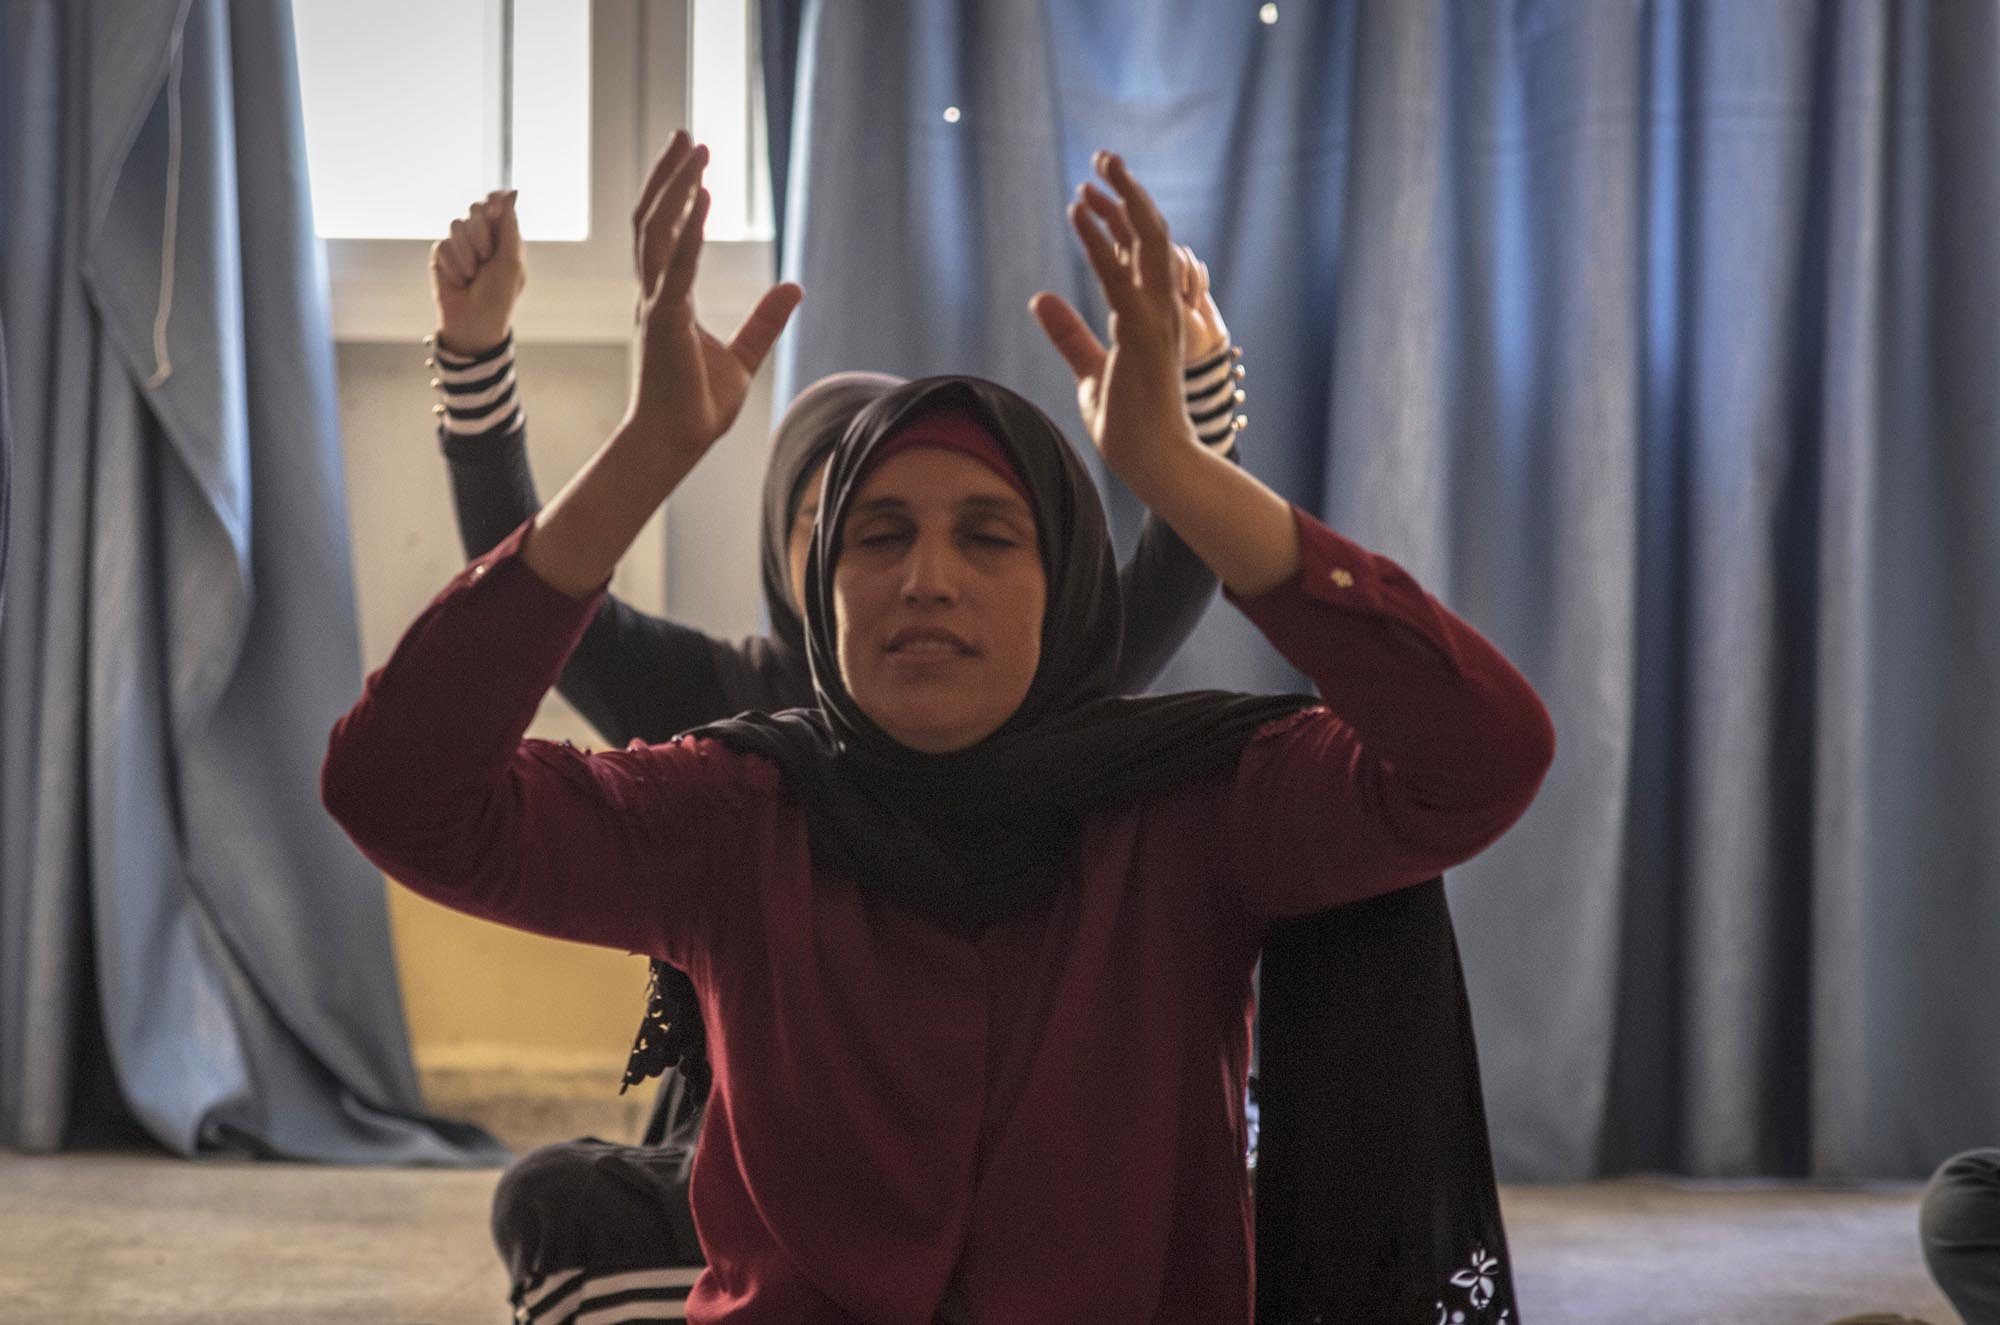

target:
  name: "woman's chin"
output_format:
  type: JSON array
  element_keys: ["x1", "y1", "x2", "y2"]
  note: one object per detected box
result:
[
  {"x1": 878, "y1": 716, "x2": 990, "y2": 754},
  {"x1": 864, "y1": 698, "x2": 1008, "y2": 755}
]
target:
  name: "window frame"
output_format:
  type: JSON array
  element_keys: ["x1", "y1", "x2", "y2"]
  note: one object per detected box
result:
[{"x1": 321, "y1": 0, "x2": 776, "y2": 344}]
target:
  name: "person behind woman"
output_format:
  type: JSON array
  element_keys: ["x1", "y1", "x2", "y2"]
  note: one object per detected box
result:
[
  {"x1": 421, "y1": 187, "x2": 1251, "y2": 1320},
  {"x1": 326, "y1": 134, "x2": 1555, "y2": 1321}
]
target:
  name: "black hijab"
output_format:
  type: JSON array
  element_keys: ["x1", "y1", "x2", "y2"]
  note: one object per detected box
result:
[
  {"x1": 624, "y1": 370, "x2": 901, "y2": 1097},
  {"x1": 706, "y1": 370, "x2": 907, "y2": 714},
  {"x1": 691, "y1": 376, "x2": 1318, "y2": 934}
]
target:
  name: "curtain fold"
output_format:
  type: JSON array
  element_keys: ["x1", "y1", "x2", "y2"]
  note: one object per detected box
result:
[
  {"x1": 762, "y1": 0, "x2": 2000, "y2": 1180},
  {"x1": 1, "y1": 315, "x2": 10, "y2": 627},
  {"x1": 0, "y1": 0, "x2": 503, "y2": 1164}
]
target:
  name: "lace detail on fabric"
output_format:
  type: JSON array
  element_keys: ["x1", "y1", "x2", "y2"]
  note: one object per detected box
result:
[{"x1": 620, "y1": 960, "x2": 707, "y2": 1095}]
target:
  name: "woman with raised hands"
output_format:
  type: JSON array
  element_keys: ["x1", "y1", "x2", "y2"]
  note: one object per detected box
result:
[
  {"x1": 419, "y1": 169, "x2": 1253, "y2": 1320},
  {"x1": 422, "y1": 188, "x2": 1248, "y2": 747},
  {"x1": 1037, "y1": 161, "x2": 1540, "y2": 1322},
  {"x1": 324, "y1": 133, "x2": 1553, "y2": 1323}
]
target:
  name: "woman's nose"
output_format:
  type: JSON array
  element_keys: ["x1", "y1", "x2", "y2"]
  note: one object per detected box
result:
[{"x1": 900, "y1": 533, "x2": 958, "y2": 604}]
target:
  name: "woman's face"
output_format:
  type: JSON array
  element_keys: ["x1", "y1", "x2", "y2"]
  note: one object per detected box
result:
[
  {"x1": 832, "y1": 447, "x2": 1046, "y2": 753},
  {"x1": 785, "y1": 458, "x2": 828, "y2": 611}
]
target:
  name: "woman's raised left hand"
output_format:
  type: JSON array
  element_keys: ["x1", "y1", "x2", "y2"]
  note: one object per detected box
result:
[
  {"x1": 1035, "y1": 152, "x2": 1301, "y2": 597},
  {"x1": 1031, "y1": 152, "x2": 1201, "y2": 488}
]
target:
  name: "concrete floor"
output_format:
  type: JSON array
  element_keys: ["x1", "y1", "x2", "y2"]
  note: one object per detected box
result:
[{"x1": 0, "y1": 1151, "x2": 1961, "y2": 1324}]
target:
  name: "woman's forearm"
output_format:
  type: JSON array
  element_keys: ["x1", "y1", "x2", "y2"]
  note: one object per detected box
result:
[
  {"x1": 1113, "y1": 437, "x2": 1301, "y2": 599},
  {"x1": 433, "y1": 334, "x2": 540, "y2": 560},
  {"x1": 1228, "y1": 507, "x2": 1555, "y2": 842},
  {"x1": 321, "y1": 521, "x2": 702, "y2": 958},
  {"x1": 522, "y1": 418, "x2": 701, "y2": 598}
]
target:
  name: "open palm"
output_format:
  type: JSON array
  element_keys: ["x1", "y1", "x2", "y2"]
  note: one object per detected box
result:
[
  {"x1": 628, "y1": 133, "x2": 801, "y2": 457},
  {"x1": 1032, "y1": 172, "x2": 1230, "y2": 456},
  {"x1": 1031, "y1": 155, "x2": 1202, "y2": 468}
]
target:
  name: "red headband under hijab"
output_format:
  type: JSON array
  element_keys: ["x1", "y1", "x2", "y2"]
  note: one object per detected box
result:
[{"x1": 854, "y1": 408, "x2": 1037, "y2": 517}]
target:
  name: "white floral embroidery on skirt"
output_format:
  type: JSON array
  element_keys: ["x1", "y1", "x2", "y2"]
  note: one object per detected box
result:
[{"x1": 1433, "y1": 1246, "x2": 1511, "y2": 1324}]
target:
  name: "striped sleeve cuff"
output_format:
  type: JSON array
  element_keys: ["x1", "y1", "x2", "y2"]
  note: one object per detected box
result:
[
  {"x1": 1184, "y1": 344, "x2": 1246, "y2": 455},
  {"x1": 427, "y1": 332, "x2": 524, "y2": 437}
]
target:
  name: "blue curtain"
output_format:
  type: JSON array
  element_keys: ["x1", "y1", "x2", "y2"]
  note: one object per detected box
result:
[
  {"x1": 763, "y1": 0, "x2": 2000, "y2": 1181},
  {"x1": 0, "y1": 0, "x2": 503, "y2": 1163},
  {"x1": 0, "y1": 315, "x2": 10, "y2": 629}
]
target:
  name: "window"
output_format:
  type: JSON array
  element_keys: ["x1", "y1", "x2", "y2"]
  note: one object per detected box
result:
[
  {"x1": 294, "y1": 0, "x2": 591, "y2": 241},
  {"x1": 687, "y1": 0, "x2": 773, "y2": 243},
  {"x1": 296, "y1": 0, "x2": 772, "y2": 340}
]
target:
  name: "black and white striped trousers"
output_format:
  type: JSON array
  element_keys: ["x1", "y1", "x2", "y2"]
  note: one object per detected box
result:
[{"x1": 493, "y1": 1093, "x2": 705, "y2": 1325}]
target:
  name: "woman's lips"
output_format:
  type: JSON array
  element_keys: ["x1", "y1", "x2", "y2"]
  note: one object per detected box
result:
[{"x1": 886, "y1": 626, "x2": 976, "y2": 656}]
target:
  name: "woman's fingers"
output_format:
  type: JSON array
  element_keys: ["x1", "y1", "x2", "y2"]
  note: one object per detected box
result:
[
  {"x1": 1068, "y1": 197, "x2": 1137, "y2": 314},
  {"x1": 431, "y1": 239, "x2": 461, "y2": 287},
  {"x1": 1180, "y1": 244, "x2": 1210, "y2": 304},
  {"x1": 1029, "y1": 291, "x2": 1108, "y2": 382},
  {"x1": 440, "y1": 222, "x2": 477, "y2": 285},
  {"x1": 632, "y1": 131, "x2": 696, "y2": 273},
  {"x1": 638, "y1": 145, "x2": 709, "y2": 293},
  {"x1": 633, "y1": 132, "x2": 694, "y2": 236},
  {"x1": 1078, "y1": 182, "x2": 1136, "y2": 254},
  {"x1": 1094, "y1": 151, "x2": 1167, "y2": 233},
  {"x1": 428, "y1": 239, "x2": 468, "y2": 289},
  {"x1": 1093, "y1": 151, "x2": 1174, "y2": 288},
  {"x1": 464, "y1": 202, "x2": 495, "y2": 261},
  {"x1": 656, "y1": 186, "x2": 711, "y2": 308},
  {"x1": 494, "y1": 189, "x2": 522, "y2": 256},
  {"x1": 729, "y1": 282, "x2": 805, "y2": 374}
]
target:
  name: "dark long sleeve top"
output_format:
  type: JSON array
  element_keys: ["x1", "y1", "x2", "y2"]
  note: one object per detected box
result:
[{"x1": 323, "y1": 506, "x2": 1554, "y2": 1324}]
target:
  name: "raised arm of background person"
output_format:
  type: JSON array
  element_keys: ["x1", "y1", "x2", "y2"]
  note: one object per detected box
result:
[
  {"x1": 1101, "y1": 244, "x2": 1242, "y2": 691},
  {"x1": 428, "y1": 190, "x2": 542, "y2": 562},
  {"x1": 1113, "y1": 520, "x2": 1214, "y2": 691},
  {"x1": 425, "y1": 190, "x2": 546, "y2": 562},
  {"x1": 428, "y1": 193, "x2": 748, "y2": 744}
]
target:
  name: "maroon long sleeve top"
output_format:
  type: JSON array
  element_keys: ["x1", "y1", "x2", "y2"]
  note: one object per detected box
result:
[{"x1": 323, "y1": 507, "x2": 1554, "y2": 1325}]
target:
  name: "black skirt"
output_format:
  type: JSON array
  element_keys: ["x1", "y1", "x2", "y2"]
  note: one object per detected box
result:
[{"x1": 1256, "y1": 877, "x2": 1519, "y2": 1323}]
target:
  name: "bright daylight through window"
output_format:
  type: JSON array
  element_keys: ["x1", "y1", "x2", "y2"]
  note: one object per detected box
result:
[{"x1": 294, "y1": 0, "x2": 769, "y2": 245}]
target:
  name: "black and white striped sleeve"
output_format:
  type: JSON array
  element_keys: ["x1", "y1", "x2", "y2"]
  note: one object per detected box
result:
[
  {"x1": 428, "y1": 333, "x2": 525, "y2": 437},
  {"x1": 1184, "y1": 344, "x2": 1247, "y2": 455}
]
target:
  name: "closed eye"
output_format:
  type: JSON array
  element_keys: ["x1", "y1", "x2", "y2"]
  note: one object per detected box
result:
[
  {"x1": 960, "y1": 513, "x2": 1033, "y2": 551},
  {"x1": 846, "y1": 516, "x2": 914, "y2": 549}
]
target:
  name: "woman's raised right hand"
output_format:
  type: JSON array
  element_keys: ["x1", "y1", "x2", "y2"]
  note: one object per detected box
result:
[
  {"x1": 430, "y1": 190, "x2": 526, "y2": 356},
  {"x1": 516, "y1": 136, "x2": 803, "y2": 599},
  {"x1": 627, "y1": 132, "x2": 802, "y2": 462}
]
